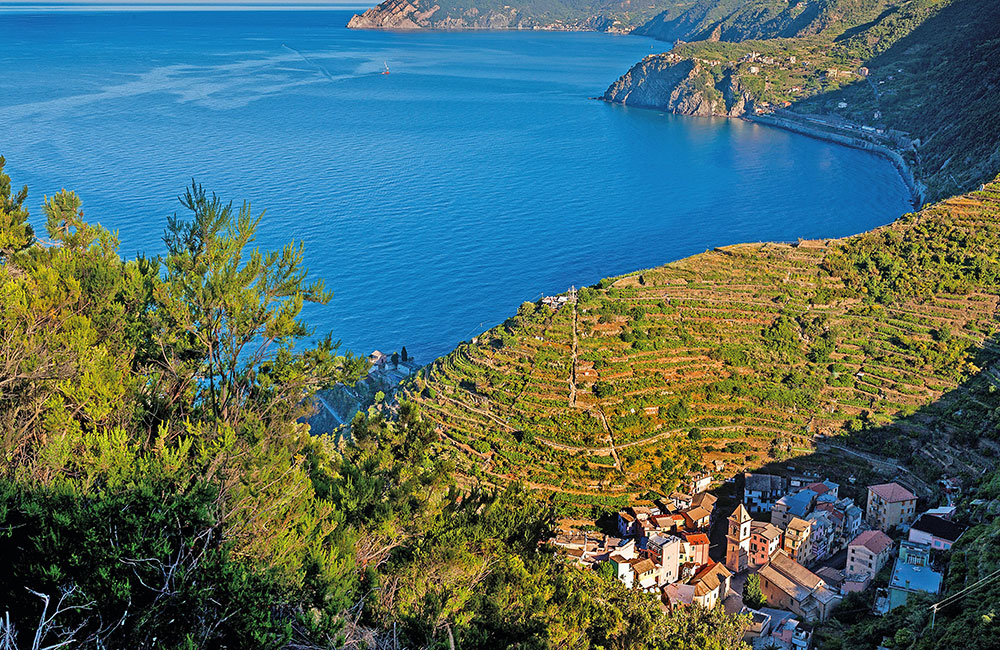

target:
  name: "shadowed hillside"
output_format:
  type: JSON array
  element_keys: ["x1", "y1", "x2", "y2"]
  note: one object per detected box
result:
[{"x1": 602, "y1": 0, "x2": 1000, "y2": 201}]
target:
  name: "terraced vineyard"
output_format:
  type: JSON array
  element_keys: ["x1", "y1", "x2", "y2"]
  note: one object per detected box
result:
[{"x1": 407, "y1": 178, "x2": 1000, "y2": 503}]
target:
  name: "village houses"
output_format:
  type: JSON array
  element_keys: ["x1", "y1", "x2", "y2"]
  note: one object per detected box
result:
[
  {"x1": 866, "y1": 482, "x2": 918, "y2": 531},
  {"x1": 845, "y1": 530, "x2": 893, "y2": 592},
  {"x1": 758, "y1": 551, "x2": 842, "y2": 621},
  {"x1": 744, "y1": 473, "x2": 788, "y2": 513},
  {"x1": 908, "y1": 513, "x2": 966, "y2": 551}
]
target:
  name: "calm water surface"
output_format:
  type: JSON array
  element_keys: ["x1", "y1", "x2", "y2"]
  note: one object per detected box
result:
[{"x1": 0, "y1": 9, "x2": 913, "y2": 360}]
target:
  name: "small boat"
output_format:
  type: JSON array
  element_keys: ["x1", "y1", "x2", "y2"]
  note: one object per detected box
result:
[{"x1": 382, "y1": 61, "x2": 390, "y2": 75}]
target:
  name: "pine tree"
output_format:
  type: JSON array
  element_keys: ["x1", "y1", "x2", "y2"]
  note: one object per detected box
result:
[{"x1": 743, "y1": 573, "x2": 766, "y2": 609}]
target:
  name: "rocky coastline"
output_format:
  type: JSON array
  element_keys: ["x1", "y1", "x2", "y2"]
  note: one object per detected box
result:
[
  {"x1": 347, "y1": 0, "x2": 625, "y2": 32},
  {"x1": 599, "y1": 53, "x2": 755, "y2": 117},
  {"x1": 600, "y1": 53, "x2": 926, "y2": 207}
]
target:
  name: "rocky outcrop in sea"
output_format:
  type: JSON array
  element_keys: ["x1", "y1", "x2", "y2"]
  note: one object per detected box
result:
[{"x1": 601, "y1": 54, "x2": 754, "y2": 117}]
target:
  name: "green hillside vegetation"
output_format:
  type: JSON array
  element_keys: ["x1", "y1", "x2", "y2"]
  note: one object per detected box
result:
[
  {"x1": 0, "y1": 157, "x2": 752, "y2": 649},
  {"x1": 407, "y1": 176, "x2": 1000, "y2": 507},
  {"x1": 798, "y1": 0, "x2": 1000, "y2": 198},
  {"x1": 627, "y1": 0, "x2": 1000, "y2": 200},
  {"x1": 354, "y1": 0, "x2": 696, "y2": 30},
  {"x1": 634, "y1": 0, "x2": 914, "y2": 43},
  {"x1": 819, "y1": 467, "x2": 1000, "y2": 649}
]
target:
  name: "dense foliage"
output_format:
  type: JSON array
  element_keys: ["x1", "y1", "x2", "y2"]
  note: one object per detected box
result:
[
  {"x1": 0, "y1": 158, "x2": 750, "y2": 649},
  {"x1": 634, "y1": 0, "x2": 911, "y2": 43}
]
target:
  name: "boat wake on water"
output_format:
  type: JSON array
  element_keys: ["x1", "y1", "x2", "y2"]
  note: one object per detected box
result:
[{"x1": 282, "y1": 44, "x2": 341, "y2": 82}]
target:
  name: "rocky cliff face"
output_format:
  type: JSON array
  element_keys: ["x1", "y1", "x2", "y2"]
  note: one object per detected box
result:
[
  {"x1": 347, "y1": 0, "x2": 631, "y2": 32},
  {"x1": 347, "y1": 0, "x2": 445, "y2": 29},
  {"x1": 347, "y1": 0, "x2": 584, "y2": 31},
  {"x1": 601, "y1": 54, "x2": 753, "y2": 117}
]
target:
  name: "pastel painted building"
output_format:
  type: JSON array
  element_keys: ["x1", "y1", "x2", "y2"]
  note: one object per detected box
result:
[
  {"x1": 866, "y1": 482, "x2": 918, "y2": 531},
  {"x1": 749, "y1": 521, "x2": 783, "y2": 568},
  {"x1": 680, "y1": 532, "x2": 711, "y2": 568},
  {"x1": 908, "y1": 514, "x2": 966, "y2": 551},
  {"x1": 846, "y1": 530, "x2": 894, "y2": 581},
  {"x1": 646, "y1": 534, "x2": 682, "y2": 586},
  {"x1": 783, "y1": 517, "x2": 813, "y2": 564}
]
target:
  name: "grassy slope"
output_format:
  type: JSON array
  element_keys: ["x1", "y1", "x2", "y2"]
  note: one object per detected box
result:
[{"x1": 407, "y1": 178, "x2": 1000, "y2": 506}]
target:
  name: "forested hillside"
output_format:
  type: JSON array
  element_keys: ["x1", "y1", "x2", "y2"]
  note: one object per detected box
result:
[
  {"x1": 633, "y1": 0, "x2": 911, "y2": 43},
  {"x1": 408, "y1": 176, "x2": 1000, "y2": 506},
  {"x1": 801, "y1": 0, "x2": 1000, "y2": 198},
  {"x1": 604, "y1": 0, "x2": 1000, "y2": 200},
  {"x1": 0, "y1": 158, "x2": 752, "y2": 649}
]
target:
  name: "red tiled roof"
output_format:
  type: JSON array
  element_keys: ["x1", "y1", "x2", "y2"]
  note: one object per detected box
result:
[
  {"x1": 684, "y1": 532, "x2": 710, "y2": 545},
  {"x1": 869, "y1": 482, "x2": 916, "y2": 503},
  {"x1": 806, "y1": 482, "x2": 830, "y2": 495},
  {"x1": 691, "y1": 561, "x2": 731, "y2": 596},
  {"x1": 850, "y1": 529, "x2": 893, "y2": 555}
]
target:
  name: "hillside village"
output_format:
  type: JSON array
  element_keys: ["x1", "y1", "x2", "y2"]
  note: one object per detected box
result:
[{"x1": 547, "y1": 467, "x2": 968, "y2": 649}]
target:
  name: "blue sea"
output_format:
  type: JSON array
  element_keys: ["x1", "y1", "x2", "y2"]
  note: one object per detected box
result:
[{"x1": 0, "y1": 8, "x2": 913, "y2": 362}]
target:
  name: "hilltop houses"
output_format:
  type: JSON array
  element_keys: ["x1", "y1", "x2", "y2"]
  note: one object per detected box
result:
[
  {"x1": 745, "y1": 473, "x2": 788, "y2": 513},
  {"x1": 552, "y1": 473, "x2": 938, "y2": 633},
  {"x1": 866, "y1": 482, "x2": 918, "y2": 531},
  {"x1": 684, "y1": 470, "x2": 713, "y2": 495},
  {"x1": 758, "y1": 551, "x2": 842, "y2": 621},
  {"x1": 543, "y1": 529, "x2": 631, "y2": 569},
  {"x1": 602, "y1": 493, "x2": 723, "y2": 596}
]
